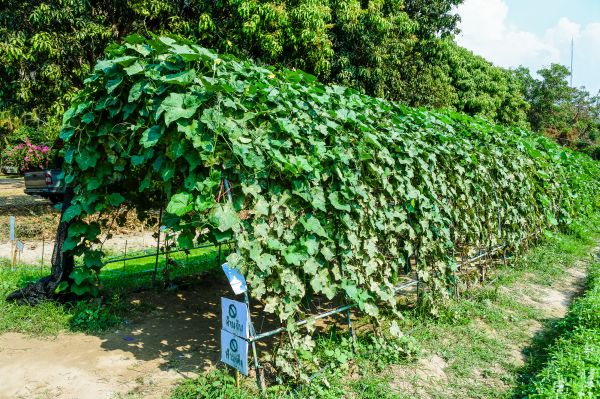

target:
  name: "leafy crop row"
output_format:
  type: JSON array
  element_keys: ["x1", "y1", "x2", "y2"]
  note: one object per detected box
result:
[{"x1": 59, "y1": 35, "x2": 600, "y2": 376}]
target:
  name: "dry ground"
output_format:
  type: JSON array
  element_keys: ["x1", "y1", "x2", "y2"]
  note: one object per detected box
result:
[{"x1": 0, "y1": 275, "x2": 231, "y2": 399}]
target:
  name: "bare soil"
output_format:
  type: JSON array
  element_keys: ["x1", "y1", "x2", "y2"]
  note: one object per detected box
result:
[{"x1": 0, "y1": 275, "x2": 240, "y2": 399}]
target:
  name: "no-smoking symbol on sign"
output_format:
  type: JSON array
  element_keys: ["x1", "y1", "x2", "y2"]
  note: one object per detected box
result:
[
  {"x1": 228, "y1": 303, "x2": 237, "y2": 318},
  {"x1": 229, "y1": 338, "x2": 239, "y2": 352}
]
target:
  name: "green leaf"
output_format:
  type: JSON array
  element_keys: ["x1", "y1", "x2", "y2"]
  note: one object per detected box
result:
[
  {"x1": 177, "y1": 231, "x2": 194, "y2": 249},
  {"x1": 108, "y1": 193, "x2": 125, "y2": 207},
  {"x1": 129, "y1": 81, "x2": 145, "y2": 102},
  {"x1": 162, "y1": 69, "x2": 196, "y2": 85},
  {"x1": 328, "y1": 192, "x2": 351, "y2": 211},
  {"x1": 62, "y1": 236, "x2": 80, "y2": 252},
  {"x1": 106, "y1": 76, "x2": 123, "y2": 94},
  {"x1": 75, "y1": 149, "x2": 100, "y2": 171},
  {"x1": 83, "y1": 250, "x2": 103, "y2": 270},
  {"x1": 62, "y1": 204, "x2": 82, "y2": 223},
  {"x1": 54, "y1": 281, "x2": 69, "y2": 294},
  {"x1": 301, "y1": 215, "x2": 328, "y2": 238},
  {"x1": 71, "y1": 281, "x2": 93, "y2": 296},
  {"x1": 59, "y1": 127, "x2": 75, "y2": 141},
  {"x1": 86, "y1": 177, "x2": 102, "y2": 191},
  {"x1": 167, "y1": 192, "x2": 193, "y2": 216},
  {"x1": 123, "y1": 33, "x2": 146, "y2": 44},
  {"x1": 303, "y1": 258, "x2": 319, "y2": 275},
  {"x1": 158, "y1": 93, "x2": 202, "y2": 126},
  {"x1": 81, "y1": 113, "x2": 94, "y2": 124},
  {"x1": 140, "y1": 125, "x2": 164, "y2": 148},
  {"x1": 210, "y1": 204, "x2": 240, "y2": 232},
  {"x1": 124, "y1": 61, "x2": 144, "y2": 76},
  {"x1": 68, "y1": 222, "x2": 88, "y2": 238},
  {"x1": 283, "y1": 248, "x2": 307, "y2": 266},
  {"x1": 69, "y1": 268, "x2": 92, "y2": 286},
  {"x1": 84, "y1": 223, "x2": 101, "y2": 241},
  {"x1": 303, "y1": 236, "x2": 319, "y2": 255}
]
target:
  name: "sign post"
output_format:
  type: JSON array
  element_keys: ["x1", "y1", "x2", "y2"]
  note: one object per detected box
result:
[
  {"x1": 221, "y1": 260, "x2": 265, "y2": 392},
  {"x1": 15, "y1": 240, "x2": 24, "y2": 267},
  {"x1": 220, "y1": 297, "x2": 250, "y2": 376},
  {"x1": 9, "y1": 216, "x2": 15, "y2": 241}
]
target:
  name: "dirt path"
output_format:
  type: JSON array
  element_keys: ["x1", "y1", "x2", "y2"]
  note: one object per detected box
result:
[
  {"x1": 0, "y1": 175, "x2": 49, "y2": 209},
  {"x1": 0, "y1": 275, "x2": 234, "y2": 399}
]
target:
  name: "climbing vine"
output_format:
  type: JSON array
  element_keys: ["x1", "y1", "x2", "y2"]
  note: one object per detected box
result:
[{"x1": 59, "y1": 34, "x2": 600, "y2": 376}]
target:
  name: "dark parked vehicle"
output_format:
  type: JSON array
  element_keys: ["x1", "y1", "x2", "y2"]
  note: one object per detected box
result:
[{"x1": 24, "y1": 169, "x2": 65, "y2": 204}]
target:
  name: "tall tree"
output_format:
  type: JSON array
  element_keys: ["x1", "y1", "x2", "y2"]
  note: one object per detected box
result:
[{"x1": 402, "y1": 0, "x2": 463, "y2": 37}]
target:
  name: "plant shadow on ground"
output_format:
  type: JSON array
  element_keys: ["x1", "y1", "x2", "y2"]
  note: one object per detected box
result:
[
  {"x1": 0, "y1": 256, "x2": 289, "y2": 386},
  {"x1": 510, "y1": 318, "x2": 569, "y2": 397}
]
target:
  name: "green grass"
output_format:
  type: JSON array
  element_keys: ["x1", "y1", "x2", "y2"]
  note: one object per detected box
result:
[
  {"x1": 98, "y1": 243, "x2": 231, "y2": 293},
  {"x1": 0, "y1": 265, "x2": 149, "y2": 335},
  {"x1": 515, "y1": 261, "x2": 600, "y2": 398}
]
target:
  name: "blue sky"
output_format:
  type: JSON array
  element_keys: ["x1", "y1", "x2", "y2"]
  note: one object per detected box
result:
[{"x1": 456, "y1": 0, "x2": 600, "y2": 94}]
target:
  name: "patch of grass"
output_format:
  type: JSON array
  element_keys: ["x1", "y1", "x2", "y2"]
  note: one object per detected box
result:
[
  {"x1": 0, "y1": 267, "x2": 71, "y2": 335},
  {"x1": 515, "y1": 261, "x2": 600, "y2": 398}
]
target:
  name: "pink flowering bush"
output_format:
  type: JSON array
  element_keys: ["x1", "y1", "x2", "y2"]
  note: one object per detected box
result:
[{"x1": 1, "y1": 140, "x2": 54, "y2": 172}]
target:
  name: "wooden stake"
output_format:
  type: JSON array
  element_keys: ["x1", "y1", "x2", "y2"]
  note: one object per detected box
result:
[{"x1": 11, "y1": 246, "x2": 17, "y2": 270}]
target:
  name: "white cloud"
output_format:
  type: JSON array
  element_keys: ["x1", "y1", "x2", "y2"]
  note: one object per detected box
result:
[{"x1": 456, "y1": 0, "x2": 600, "y2": 93}]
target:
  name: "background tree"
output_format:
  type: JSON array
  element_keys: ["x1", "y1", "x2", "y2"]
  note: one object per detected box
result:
[
  {"x1": 515, "y1": 64, "x2": 600, "y2": 158},
  {"x1": 402, "y1": 0, "x2": 463, "y2": 37}
]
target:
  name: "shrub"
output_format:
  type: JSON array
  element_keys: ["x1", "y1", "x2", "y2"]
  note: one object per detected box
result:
[{"x1": 1, "y1": 140, "x2": 55, "y2": 172}]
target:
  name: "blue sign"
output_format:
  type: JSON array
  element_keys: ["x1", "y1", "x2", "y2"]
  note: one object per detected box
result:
[
  {"x1": 222, "y1": 297, "x2": 249, "y2": 339},
  {"x1": 221, "y1": 329, "x2": 248, "y2": 375}
]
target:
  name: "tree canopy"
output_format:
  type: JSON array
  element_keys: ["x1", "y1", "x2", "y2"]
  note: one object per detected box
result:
[{"x1": 514, "y1": 64, "x2": 600, "y2": 159}]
